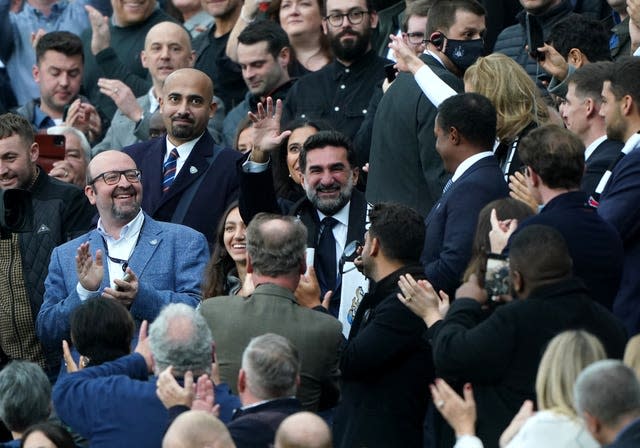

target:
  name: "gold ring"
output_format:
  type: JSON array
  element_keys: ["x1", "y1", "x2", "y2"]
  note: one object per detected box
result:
[{"x1": 405, "y1": 295, "x2": 412, "y2": 301}]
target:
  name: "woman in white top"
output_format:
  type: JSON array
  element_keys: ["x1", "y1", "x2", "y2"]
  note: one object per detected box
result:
[{"x1": 500, "y1": 330, "x2": 605, "y2": 448}]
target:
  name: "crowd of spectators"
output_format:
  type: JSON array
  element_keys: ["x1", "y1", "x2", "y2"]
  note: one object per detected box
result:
[{"x1": 0, "y1": 0, "x2": 640, "y2": 445}]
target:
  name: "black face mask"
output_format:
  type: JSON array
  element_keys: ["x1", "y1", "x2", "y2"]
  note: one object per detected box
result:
[{"x1": 443, "y1": 37, "x2": 484, "y2": 72}]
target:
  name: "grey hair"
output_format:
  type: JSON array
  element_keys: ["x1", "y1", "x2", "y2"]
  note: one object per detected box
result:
[
  {"x1": 574, "y1": 359, "x2": 640, "y2": 426},
  {"x1": 47, "y1": 125, "x2": 92, "y2": 161},
  {"x1": 0, "y1": 361, "x2": 51, "y2": 432},
  {"x1": 246, "y1": 213, "x2": 307, "y2": 277},
  {"x1": 149, "y1": 304, "x2": 213, "y2": 377},
  {"x1": 241, "y1": 333, "x2": 300, "y2": 400}
]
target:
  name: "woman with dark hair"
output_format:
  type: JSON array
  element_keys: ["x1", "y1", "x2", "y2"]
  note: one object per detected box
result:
[
  {"x1": 201, "y1": 201, "x2": 250, "y2": 299},
  {"x1": 21, "y1": 423, "x2": 75, "y2": 448},
  {"x1": 463, "y1": 198, "x2": 535, "y2": 283},
  {"x1": 69, "y1": 297, "x2": 135, "y2": 368}
]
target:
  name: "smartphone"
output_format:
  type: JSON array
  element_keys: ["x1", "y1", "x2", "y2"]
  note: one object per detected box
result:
[
  {"x1": 35, "y1": 134, "x2": 65, "y2": 173},
  {"x1": 384, "y1": 63, "x2": 398, "y2": 83},
  {"x1": 484, "y1": 254, "x2": 510, "y2": 300},
  {"x1": 115, "y1": 272, "x2": 132, "y2": 292},
  {"x1": 525, "y1": 14, "x2": 545, "y2": 61}
]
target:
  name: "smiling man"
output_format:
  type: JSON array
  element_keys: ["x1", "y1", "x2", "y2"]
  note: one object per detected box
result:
[
  {"x1": 124, "y1": 68, "x2": 242, "y2": 247},
  {"x1": 93, "y1": 21, "x2": 196, "y2": 154},
  {"x1": 222, "y1": 20, "x2": 295, "y2": 147},
  {"x1": 36, "y1": 149, "x2": 209, "y2": 372},
  {"x1": 0, "y1": 113, "x2": 94, "y2": 378}
]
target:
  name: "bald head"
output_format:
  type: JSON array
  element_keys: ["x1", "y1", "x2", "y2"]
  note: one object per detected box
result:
[
  {"x1": 163, "y1": 411, "x2": 235, "y2": 448},
  {"x1": 142, "y1": 23, "x2": 195, "y2": 85},
  {"x1": 274, "y1": 412, "x2": 332, "y2": 448},
  {"x1": 160, "y1": 69, "x2": 216, "y2": 145}
]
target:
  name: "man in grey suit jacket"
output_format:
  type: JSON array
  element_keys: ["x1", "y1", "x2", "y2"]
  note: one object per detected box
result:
[
  {"x1": 200, "y1": 213, "x2": 342, "y2": 412},
  {"x1": 36, "y1": 150, "x2": 209, "y2": 369}
]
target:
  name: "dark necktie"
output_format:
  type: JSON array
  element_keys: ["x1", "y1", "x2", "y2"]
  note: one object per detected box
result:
[
  {"x1": 315, "y1": 216, "x2": 338, "y2": 297},
  {"x1": 162, "y1": 148, "x2": 179, "y2": 193}
]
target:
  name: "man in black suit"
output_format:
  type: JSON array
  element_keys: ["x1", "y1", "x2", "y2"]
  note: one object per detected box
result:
[
  {"x1": 239, "y1": 122, "x2": 367, "y2": 318},
  {"x1": 334, "y1": 202, "x2": 434, "y2": 448},
  {"x1": 575, "y1": 360, "x2": 640, "y2": 448},
  {"x1": 367, "y1": 0, "x2": 486, "y2": 216},
  {"x1": 401, "y1": 225, "x2": 627, "y2": 448},
  {"x1": 124, "y1": 68, "x2": 242, "y2": 247},
  {"x1": 560, "y1": 62, "x2": 623, "y2": 195},
  {"x1": 495, "y1": 125, "x2": 624, "y2": 310},
  {"x1": 421, "y1": 93, "x2": 508, "y2": 298}
]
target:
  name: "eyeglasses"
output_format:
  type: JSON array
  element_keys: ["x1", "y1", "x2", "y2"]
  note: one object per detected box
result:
[
  {"x1": 89, "y1": 169, "x2": 142, "y2": 186},
  {"x1": 324, "y1": 10, "x2": 369, "y2": 27},
  {"x1": 404, "y1": 32, "x2": 425, "y2": 45}
]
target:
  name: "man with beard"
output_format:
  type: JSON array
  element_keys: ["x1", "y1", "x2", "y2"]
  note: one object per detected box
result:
[
  {"x1": 366, "y1": 0, "x2": 486, "y2": 217},
  {"x1": 0, "y1": 113, "x2": 94, "y2": 378},
  {"x1": 282, "y1": 0, "x2": 388, "y2": 140},
  {"x1": 124, "y1": 68, "x2": 242, "y2": 248},
  {"x1": 333, "y1": 202, "x2": 434, "y2": 448},
  {"x1": 37, "y1": 150, "x2": 209, "y2": 366},
  {"x1": 596, "y1": 56, "x2": 640, "y2": 335},
  {"x1": 238, "y1": 128, "x2": 367, "y2": 317}
]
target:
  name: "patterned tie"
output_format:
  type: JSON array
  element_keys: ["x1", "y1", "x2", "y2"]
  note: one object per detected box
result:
[
  {"x1": 162, "y1": 148, "x2": 179, "y2": 193},
  {"x1": 442, "y1": 178, "x2": 454, "y2": 195},
  {"x1": 315, "y1": 216, "x2": 339, "y2": 297}
]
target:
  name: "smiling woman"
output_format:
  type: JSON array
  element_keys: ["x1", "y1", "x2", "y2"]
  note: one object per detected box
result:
[{"x1": 201, "y1": 202, "x2": 249, "y2": 298}]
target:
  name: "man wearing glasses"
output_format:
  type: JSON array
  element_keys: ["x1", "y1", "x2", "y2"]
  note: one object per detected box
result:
[
  {"x1": 37, "y1": 150, "x2": 210, "y2": 371},
  {"x1": 282, "y1": 0, "x2": 388, "y2": 140}
]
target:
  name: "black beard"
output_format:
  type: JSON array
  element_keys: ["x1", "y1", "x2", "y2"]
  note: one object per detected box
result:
[{"x1": 330, "y1": 28, "x2": 371, "y2": 62}]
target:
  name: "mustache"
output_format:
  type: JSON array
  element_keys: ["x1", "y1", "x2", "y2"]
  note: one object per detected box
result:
[
  {"x1": 316, "y1": 183, "x2": 340, "y2": 192},
  {"x1": 336, "y1": 29, "x2": 359, "y2": 39},
  {"x1": 112, "y1": 186, "x2": 136, "y2": 197},
  {"x1": 172, "y1": 113, "x2": 194, "y2": 123}
]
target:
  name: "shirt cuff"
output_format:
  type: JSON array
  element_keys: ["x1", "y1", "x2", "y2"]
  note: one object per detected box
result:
[
  {"x1": 242, "y1": 158, "x2": 270, "y2": 173},
  {"x1": 76, "y1": 282, "x2": 100, "y2": 302},
  {"x1": 454, "y1": 435, "x2": 484, "y2": 448}
]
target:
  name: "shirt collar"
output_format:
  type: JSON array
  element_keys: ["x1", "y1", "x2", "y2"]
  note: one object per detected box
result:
[
  {"x1": 585, "y1": 135, "x2": 607, "y2": 161},
  {"x1": 424, "y1": 50, "x2": 447, "y2": 69},
  {"x1": 97, "y1": 209, "x2": 145, "y2": 242},
  {"x1": 147, "y1": 87, "x2": 160, "y2": 113},
  {"x1": 317, "y1": 201, "x2": 351, "y2": 228},
  {"x1": 451, "y1": 151, "x2": 493, "y2": 182},
  {"x1": 331, "y1": 49, "x2": 379, "y2": 80},
  {"x1": 623, "y1": 132, "x2": 640, "y2": 155},
  {"x1": 164, "y1": 133, "x2": 204, "y2": 160},
  {"x1": 33, "y1": 103, "x2": 56, "y2": 129}
]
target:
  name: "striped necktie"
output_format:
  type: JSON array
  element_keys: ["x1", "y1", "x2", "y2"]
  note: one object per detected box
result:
[{"x1": 162, "y1": 148, "x2": 179, "y2": 193}]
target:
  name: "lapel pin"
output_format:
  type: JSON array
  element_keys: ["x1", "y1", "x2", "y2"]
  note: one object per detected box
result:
[
  {"x1": 150, "y1": 239, "x2": 158, "y2": 245},
  {"x1": 189, "y1": 166, "x2": 198, "y2": 174}
]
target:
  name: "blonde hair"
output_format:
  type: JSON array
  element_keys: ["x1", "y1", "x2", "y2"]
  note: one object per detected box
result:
[
  {"x1": 624, "y1": 334, "x2": 640, "y2": 379},
  {"x1": 535, "y1": 330, "x2": 606, "y2": 417},
  {"x1": 464, "y1": 53, "x2": 549, "y2": 142}
]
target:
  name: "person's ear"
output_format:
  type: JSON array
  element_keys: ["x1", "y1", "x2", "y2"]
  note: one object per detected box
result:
[
  {"x1": 567, "y1": 48, "x2": 585, "y2": 68},
  {"x1": 278, "y1": 47, "x2": 291, "y2": 68},
  {"x1": 141, "y1": 50, "x2": 148, "y2": 69},
  {"x1": 449, "y1": 126, "x2": 460, "y2": 145},
  {"x1": 369, "y1": 236, "x2": 380, "y2": 257},
  {"x1": 237, "y1": 369, "x2": 247, "y2": 393},
  {"x1": 246, "y1": 254, "x2": 254, "y2": 274},
  {"x1": 584, "y1": 97, "x2": 596, "y2": 118},
  {"x1": 511, "y1": 269, "x2": 523, "y2": 293}
]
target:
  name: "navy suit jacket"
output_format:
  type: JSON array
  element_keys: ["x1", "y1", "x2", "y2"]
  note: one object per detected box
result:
[
  {"x1": 228, "y1": 398, "x2": 302, "y2": 448},
  {"x1": 36, "y1": 213, "x2": 209, "y2": 363},
  {"x1": 582, "y1": 138, "x2": 623, "y2": 195},
  {"x1": 124, "y1": 132, "x2": 242, "y2": 246},
  {"x1": 513, "y1": 191, "x2": 623, "y2": 310},
  {"x1": 609, "y1": 418, "x2": 640, "y2": 448},
  {"x1": 599, "y1": 144, "x2": 640, "y2": 335},
  {"x1": 421, "y1": 155, "x2": 508, "y2": 297}
]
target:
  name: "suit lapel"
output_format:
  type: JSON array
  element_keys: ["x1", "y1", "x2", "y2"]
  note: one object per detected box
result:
[
  {"x1": 126, "y1": 215, "x2": 162, "y2": 277},
  {"x1": 143, "y1": 139, "x2": 167, "y2": 215}
]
